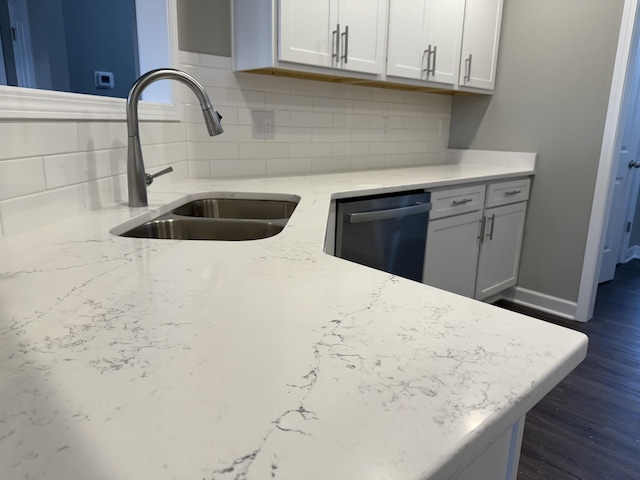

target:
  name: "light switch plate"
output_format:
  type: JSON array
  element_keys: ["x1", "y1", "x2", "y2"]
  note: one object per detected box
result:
[{"x1": 251, "y1": 110, "x2": 275, "y2": 139}]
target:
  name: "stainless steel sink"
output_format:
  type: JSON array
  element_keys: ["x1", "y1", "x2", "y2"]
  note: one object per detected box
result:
[
  {"x1": 112, "y1": 192, "x2": 299, "y2": 241},
  {"x1": 120, "y1": 217, "x2": 284, "y2": 241},
  {"x1": 172, "y1": 198, "x2": 297, "y2": 219}
]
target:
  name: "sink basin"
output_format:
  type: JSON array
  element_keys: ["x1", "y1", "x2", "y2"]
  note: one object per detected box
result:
[
  {"x1": 112, "y1": 192, "x2": 299, "y2": 241},
  {"x1": 119, "y1": 218, "x2": 284, "y2": 241},
  {"x1": 172, "y1": 198, "x2": 297, "y2": 220}
]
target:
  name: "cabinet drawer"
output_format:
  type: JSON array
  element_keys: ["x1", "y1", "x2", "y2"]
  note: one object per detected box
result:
[
  {"x1": 485, "y1": 178, "x2": 531, "y2": 208},
  {"x1": 429, "y1": 185, "x2": 486, "y2": 219}
]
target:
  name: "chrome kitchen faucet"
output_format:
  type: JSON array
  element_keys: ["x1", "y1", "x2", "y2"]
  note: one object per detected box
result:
[{"x1": 126, "y1": 68, "x2": 223, "y2": 207}]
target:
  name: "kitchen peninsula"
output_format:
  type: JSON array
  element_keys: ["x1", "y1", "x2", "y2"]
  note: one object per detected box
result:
[{"x1": 0, "y1": 157, "x2": 587, "y2": 479}]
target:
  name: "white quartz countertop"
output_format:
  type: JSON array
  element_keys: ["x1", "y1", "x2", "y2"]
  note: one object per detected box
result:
[{"x1": 0, "y1": 162, "x2": 587, "y2": 480}]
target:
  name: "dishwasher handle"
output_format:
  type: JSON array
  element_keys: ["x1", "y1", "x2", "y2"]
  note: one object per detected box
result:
[{"x1": 345, "y1": 202, "x2": 432, "y2": 224}]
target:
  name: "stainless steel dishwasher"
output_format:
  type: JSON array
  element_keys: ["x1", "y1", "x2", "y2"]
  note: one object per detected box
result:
[{"x1": 335, "y1": 190, "x2": 431, "y2": 282}]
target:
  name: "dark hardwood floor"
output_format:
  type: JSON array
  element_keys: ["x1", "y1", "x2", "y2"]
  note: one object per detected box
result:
[{"x1": 498, "y1": 259, "x2": 640, "y2": 480}]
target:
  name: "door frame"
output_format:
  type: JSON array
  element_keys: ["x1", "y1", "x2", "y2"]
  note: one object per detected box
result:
[{"x1": 578, "y1": 0, "x2": 639, "y2": 321}]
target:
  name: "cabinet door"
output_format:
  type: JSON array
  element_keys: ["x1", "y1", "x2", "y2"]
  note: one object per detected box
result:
[
  {"x1": 475, "y1": 202, "x2": 526, "y2": 300},
  {"x1": 386, "y1": 0, "x2": 427, "y2": 80},
  {"x1": 423, "y1": 211, "x2": 483, "y2": 297},
  {"x1": 279, "y1": 0, "x2": 339, "y2": 68},
  {"x1": 424, "y1": 0, "x2": 465, "y2": 84},
  {"x1": 387, "y1": 0, "x2": 464, "y2": 83},
  {"x1": 337, "y1": 0, "x2": 387, "y2": 74},
  {"x1": 458, "y1": 0, "x2": 503, "y2": 90}
]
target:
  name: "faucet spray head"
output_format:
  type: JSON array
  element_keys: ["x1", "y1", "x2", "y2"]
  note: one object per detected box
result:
[{"x1": 203, "y1": 108, "x2": 224, "y2": 136}]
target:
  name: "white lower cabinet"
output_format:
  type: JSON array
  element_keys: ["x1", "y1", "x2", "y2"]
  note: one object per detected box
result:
[
  {"x1": 423, "y1": 178, "x2": 530, "y2": 301},
  {"x1": 424, "y1": 211, "x2": 482, "y2": 297},
  {"x1": 475, "y1": 202, "x2": 527, "y2": 300}
]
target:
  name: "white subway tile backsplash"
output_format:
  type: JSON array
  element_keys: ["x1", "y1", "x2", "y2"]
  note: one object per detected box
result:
[
  {"x1": 312, "y1": 97, "x2": 352, "y2": 114},
  {"x1": 84, "y1": 174, "x2": 127, "y2": 210},
  {"x1": 77, "y1": 122, "x2": 127, "y2": 151},
  {"x1": 265, "y1": 93, "x2": 313, "y2": 112},
  {"x1": 333, "y1": 114, "x2": 370, "y2": 129},
  {"x1": 266, "y1": 157, "x2": 312, "y2": 176},
  {"x1": 188, "y1": 142, "x2": 239, "y2": 160},
  {"x1": 312, "y1": 128, "x2": 351, "y2": 143},
  {"x1": 0, "y1": 185, "x2": 85, "y2": 236},
  {"x1": 384, "y1": 153, "x2": 415, "y2": 168},
  {"x1": 334, "y1": 85, "x2": 372, "y2": 101},
  {"x1": 332, "y1": 142, "x2": 369, "y2": 157},
  {"x1": 0, "y1": 157, "x2": 46, "y2": 200},
  {"x1": 188, "y1": 160, "x2": 211, "y2": 178},
  {"x1": 352, "y1": 154, "x2": 385, "y2": 171},
  {"x1": 239, "y1": 142, "x2": 290, "y2": 159},
  {"x1": 210, "y1": 159, "x2": 266, "y2": 177},
  {"x1": 0, "y1": 122, "x2": 79, "y2": 160},
  {"x1": 290, "y1": 143, "x2": 332, "y2": 158},
  {"x1": 291, "y1": 111, "x2": 333, "y2": 128},
  {"x1": 201, "y1": 87, "x2": 265, "y2": 109},
  {"x1": 352, "y1": 100, "x2": 387, "y2": 116},
  {"x1": 273, "y1": 127, "x2": 313, "y2": 143},
  {"x1": 289, "y1": 79, "x2": 335, "y2": 98},
  {"x1": 311, "y1": 156, "x2": 350, "y2": 173},
  {"x1": 44, "y1": 151, "x2": 111, "y2": 189}
]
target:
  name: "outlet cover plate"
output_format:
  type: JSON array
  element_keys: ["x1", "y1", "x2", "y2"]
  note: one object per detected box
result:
[{"x1": 251, "y1": 110, "x2": 275, "y2": 139}]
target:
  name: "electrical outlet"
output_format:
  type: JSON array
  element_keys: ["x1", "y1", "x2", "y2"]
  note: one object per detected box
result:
[{"x1": 251, "y1": 110, "x2": 276, "y2": 139}]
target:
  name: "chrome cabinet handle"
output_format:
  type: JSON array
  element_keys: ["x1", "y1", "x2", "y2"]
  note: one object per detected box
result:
[
  {"x1": 422, "y1": 47, "x2": 431, "y2": 76},
  {"x1": 341, "y1": 25, "x2": 349, "y2": 64},
  {"x1": 504, "y1": 190, "x2": 522, "y2": 196},
  {"x1": 629, "y1": 160, "x2": 640, "y2": 169},
  {"x1": 430, "y1": 45, "x2": 437, "y2": 76},
  {"x1": 486, "y1": 213, "x2": 496, "y2": 241},
  {"x1": 332, "y1": 24, "x2": 341, "y2": 65},
  {"x1": 452, "y1": 198, "x2": 473, "y2": 206},
  {"x1": 478, "y1": 216, "x2": 486, "y2": 242},
  {"x1": 345, "y1": 202, "x2": 432, "y2": 224},
  {"x1": 464, "y1": 54, "x2": 472, "y2": 82}
]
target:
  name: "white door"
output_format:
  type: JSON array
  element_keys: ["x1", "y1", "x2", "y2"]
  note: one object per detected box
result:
[
  {"x1": 599, "y1": 40, "x2": 640, "y2": 283},
  {"x1": 425, "y1": 0, "x2": 465, "y2": 84},
  {"x1": 7, "y1": 0, "x2": 36, "y2": 88},
  {"x1": 475, "y1": 202, "x2": 527, "y2": 300},
  {"x1": 386, "y1": 0, "x2": 427, "y2": 79},
  {"x1": 423, "y1": 210, "x2": 483, "y2": 297},
  {"x1": 336, "y1": 0, "x2": 387, "y2": 74},
  {"x1": 279, "y1": 0, "x2": 338, "y2": 68},
  {"x1": 458, "y1": 0, "x2": 503, "y2": 90}
]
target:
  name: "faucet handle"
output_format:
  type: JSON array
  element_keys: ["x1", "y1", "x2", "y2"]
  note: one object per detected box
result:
[{"x1": 145, "y1": 166, "x2": 174, "y2": 186}]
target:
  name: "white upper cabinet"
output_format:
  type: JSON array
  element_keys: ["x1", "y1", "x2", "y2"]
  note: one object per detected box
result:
[
  {"x1": 458, "y1": 0, "x2": 504, "y2": 90},
  {"x1": 335, "y1": 0, "x2": 388, "y2": 74},
  {"x1": 387, "y1": 0, "x2": 464, "y2": 85},
  {"x1": 278, "y1": 0, "x2": 387, "y2": 75},
  {"x1": 278, "y1": 0, "x2": 338, "y2": 68}
]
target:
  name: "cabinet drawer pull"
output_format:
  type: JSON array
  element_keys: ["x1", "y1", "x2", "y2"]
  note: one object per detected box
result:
[
  {"x1": 504, "y1": 190, "x2": 522, "y2": 196},
  {"x1": 452, "y1": 198, "x2": 473, "y2": 206}
]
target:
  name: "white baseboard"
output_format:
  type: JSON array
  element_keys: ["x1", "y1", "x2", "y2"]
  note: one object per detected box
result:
[
  {"x1": 500, "y1": 287, "x2": 580, "y2": 322},
  {"x1": 622, "y1": 245, "x2": 640, "y2": 263}
]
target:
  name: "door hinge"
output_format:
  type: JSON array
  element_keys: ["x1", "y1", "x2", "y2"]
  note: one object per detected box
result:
[
  {"x1": 627, "y1": 221, "x2": 632, "y2": 233},
  {"x1": 10, "y1": 27, "x2": 16, "y2": 41}
]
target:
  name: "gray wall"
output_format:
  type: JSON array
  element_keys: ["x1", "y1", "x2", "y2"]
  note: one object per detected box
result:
[
  {"x1": 449, "y1": 0, "x2": 625, "y2": 302},
  {"x1": 177, "y1": 0, "x2": 231, "y2": 56}
]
